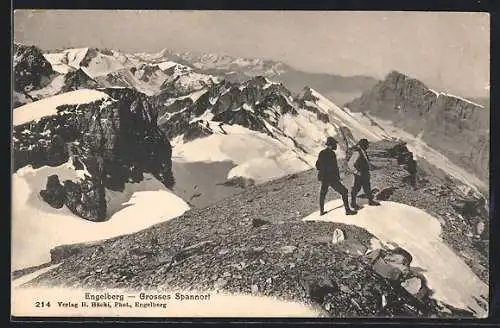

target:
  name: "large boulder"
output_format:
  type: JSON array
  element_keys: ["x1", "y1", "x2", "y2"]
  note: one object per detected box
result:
[
  {"x1": 401, "y1": 276, "x2": 431, "y2": 301},
  {"x1": 365, "y1": 247, "x2": 412, "y2": 282},
  {"x1": 63, "y1": 178, "x2": 107, "y2": 222},
  {"x1": 39, "y1": 175, "x2": 66, "y2": 209},
  {"x1": 299, "y1": 274, "x2": 339, "y2": 304},
  {"x1": 335, "y1": 239, "x2": 368, "y2": 256}
]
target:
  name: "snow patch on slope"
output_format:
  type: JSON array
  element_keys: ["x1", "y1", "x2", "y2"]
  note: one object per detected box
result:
[
  {"x1": 13, "y1": 89, "x2": 110, "y2": 126},
  {"x1": 12, "y1": 165, "x2": 189, "y2": 271},
  {"x1": 80, "y1": 50, "x2": 136, "y2": 78},
  {"x1": 172, "y1": 123, "x2": 311, "y2": 183},
  {"x1": 157, "y1": 61, "x2": 178, "y2": 71},
  {"x1": 310, "y1": 89, "x2": 384, "y2": 142},
  {"x1": 278, "y1": 109, "x2": 339, "y2": 156},
  {"x1": 65, "y1": 48, "x2": 90, "y2": 67},
  {"x1": 44, "y1": 52, "x2": 73, "y2": 74},
  {"x1": 44, "y1": 48, "x2": 90, "y2": 74},
  {"x1": 303, "y1": 200, "x2": 488, "y2": 318}
]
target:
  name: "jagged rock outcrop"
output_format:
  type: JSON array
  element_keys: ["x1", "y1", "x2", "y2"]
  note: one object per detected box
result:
[
  {"x1": 345, "y1": 70, "x2": 489, "y2": 183},
  {"x1": 40, "y1": 175, "x2": 66, "y2": 209},
  {"x1": 12, "y1": 46, "x2": 103, "y2": 107},
  {"x1": 157, "y1": 76, "x2": 307, "y2": 140},
  {"x1": 13, "y1": 88, "x2": 174, "y2": 221},
  {"x1": 61, "y1": 68, "x2": 99, "y2": 92},
  {"x1": 297, "y1": 87, "x2": 330, "y2": 123},
  {"x1": 13, "y1": 43, "x2": 55, "y2": 92},
  {"x1": 79, "y1": 47, "x2": 116, "y2": 67}
]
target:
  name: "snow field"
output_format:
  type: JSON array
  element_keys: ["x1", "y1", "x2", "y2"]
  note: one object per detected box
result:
[
  {"x1": 12, "y1": 164, "x2": 189, "y2": 270},
  {"x1": 13, "y1": 89, "x2": 111, "y2": 126},
  {"x1": 303, "y1": 200, "x2": 488, "y2": 317}
]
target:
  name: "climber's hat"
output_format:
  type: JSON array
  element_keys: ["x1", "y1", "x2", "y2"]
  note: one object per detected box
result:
[
  {"x1": 358, "y1": 138, "x2": 369, "y2": 148},
  {"x1": 325, "y1": 137, "x2": 338, "y2": 147}
]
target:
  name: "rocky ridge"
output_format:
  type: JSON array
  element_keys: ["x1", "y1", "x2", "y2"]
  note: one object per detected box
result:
[
  {"x1": 20, "y1": 140, "x2": 488, "y2": 318},
  {"x1": 13, "y1": 44, "x2": 219, "y2": 108},
  {"x1": 61, "y1": 68, "x2": 100, "y2": 92},
  {"x1": 12, "y1": 56, "x2": 367, "y2": 224},
  {"x1": 156, "y1": 77, "x2": 293, "y2": 139},
  {"x1": 155, "y1": 76, "x2": 342, "y2": 151}
]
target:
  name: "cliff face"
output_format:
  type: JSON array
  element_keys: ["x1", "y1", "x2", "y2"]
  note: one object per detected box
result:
[
  {"x1": 13, "y1": 88, "x2": 174, "y2": 221},
  {"x1": 345, "y1": 71, "x2": 489, "y2": 183}
]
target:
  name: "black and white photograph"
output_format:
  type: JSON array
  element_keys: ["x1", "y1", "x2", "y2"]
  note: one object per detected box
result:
[{"x1": 11, "y1": 10, "x2": 490, "y2": 318}]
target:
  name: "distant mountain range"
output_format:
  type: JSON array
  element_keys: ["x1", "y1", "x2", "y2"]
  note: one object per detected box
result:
[
  {"x1": 37, "y1": 46, "x2": 378, "y2": 104},
  {"x1": 145, "y1": 49, "x2": 380, "y2": 105}
]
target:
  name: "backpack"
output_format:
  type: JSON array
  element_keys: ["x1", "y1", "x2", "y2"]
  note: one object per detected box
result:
[{"x1": 344, "y1": 145, "x2": 358, "y2": 174}]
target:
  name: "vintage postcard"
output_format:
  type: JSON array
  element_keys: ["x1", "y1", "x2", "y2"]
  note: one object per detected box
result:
[{"x1": 11, "y1": 10, "x2": 489, "y2": 318}]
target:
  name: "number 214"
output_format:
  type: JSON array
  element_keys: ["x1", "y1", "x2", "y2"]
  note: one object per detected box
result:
[{"x1": 35, "y1": 301, "x2": 51, "y2": 307}]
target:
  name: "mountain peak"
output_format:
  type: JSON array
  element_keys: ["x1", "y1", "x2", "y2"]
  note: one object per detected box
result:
[
  {"x1": 13, "y1": 43, "x2": 55, "y2": 93},
  {"x1": 383, "y1": 70, "x2": 432, "y2": 91},
  {"x1": 381, "y1": 70, "x2": 484, "y2": 108},
  {"x1": 345, "y1": 70, "x2": 489, "y2": 184},
  {"x1": 386, "y1": 69, "x2": 408, "y2": 79}
]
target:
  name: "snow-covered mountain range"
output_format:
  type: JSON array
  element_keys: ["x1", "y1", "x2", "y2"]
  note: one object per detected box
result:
[
  {"x1": 12, "y1": 43, "x2": 387, "y2": 269},
  {"x1": 16, "y1": 45, "x2": 378, "y2": 105},
  {"x1": 11, "y1": 43, "x2": 489, "y2": 318},
  {"x1": 134, "y1": 48, "x2": 381, "y2": 105}
]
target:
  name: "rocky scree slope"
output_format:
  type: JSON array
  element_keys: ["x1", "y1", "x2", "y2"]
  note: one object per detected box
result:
[
  {"x1": 23, "y1": 140, "x2": 487, "y2": 318},
  {"x1": 13, "y1": 88, "x2": 174, "y2": 221},
  {"x1": 345, "y1": 70, "x2": 489, "y2": 184}
]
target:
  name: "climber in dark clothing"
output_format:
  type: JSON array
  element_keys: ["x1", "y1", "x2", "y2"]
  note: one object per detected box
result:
[
  {"x1": 348, "y1": 138, "x2": 381, "y2": 209},
  {"x1": 316, "y1": 137, "x2": 357, "y2": 216}
]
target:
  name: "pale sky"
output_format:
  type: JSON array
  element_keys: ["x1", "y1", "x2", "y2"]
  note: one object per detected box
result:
[{"x1": 13, "y1": 10, "x2": 490, "y2": 97}]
